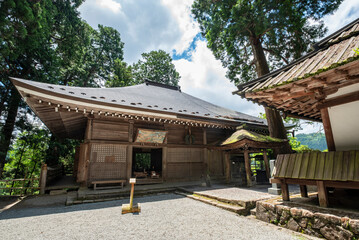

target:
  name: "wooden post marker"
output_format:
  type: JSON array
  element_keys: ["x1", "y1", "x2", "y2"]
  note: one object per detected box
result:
[{"x1": 122, "y1": 178, "x2": 141, "y2": 214}]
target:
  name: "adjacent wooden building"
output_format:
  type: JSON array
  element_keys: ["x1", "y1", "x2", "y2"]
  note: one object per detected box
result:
[
  {"x1": 235, "y1": 18, "x2": 359, "y2": 207},
  {"x1": 12, "y1": 78, "x2": 275, "y2": 186}
]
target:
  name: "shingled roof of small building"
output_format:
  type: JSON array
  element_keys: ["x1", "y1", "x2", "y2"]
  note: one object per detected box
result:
[{"x1": 233, "y1": 18, "x2": 359, "y2": 121}]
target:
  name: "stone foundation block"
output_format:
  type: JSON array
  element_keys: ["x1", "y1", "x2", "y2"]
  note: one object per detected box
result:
[{"x1": 287, "y1": 218, "x2": 300, "y2": 232}]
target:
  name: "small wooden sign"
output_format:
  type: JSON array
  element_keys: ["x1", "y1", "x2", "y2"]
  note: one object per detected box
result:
[{"x1": 129, "y1": 178, "x2": 136, "y2": 184}]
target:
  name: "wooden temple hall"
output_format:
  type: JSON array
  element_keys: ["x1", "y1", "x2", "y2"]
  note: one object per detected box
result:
[
  {"x1": 11, "y1": 78, "x2": 288, "y2": 187},
  {"x1": 235, "y1": 18, "x2": 359, "y2": 207}
]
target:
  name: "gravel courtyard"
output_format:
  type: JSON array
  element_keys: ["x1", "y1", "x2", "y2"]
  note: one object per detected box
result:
[{"x1": 0, "y1": 193, "x2": 316, "y2": 240}]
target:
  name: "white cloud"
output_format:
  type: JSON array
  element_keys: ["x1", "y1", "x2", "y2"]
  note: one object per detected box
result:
[
  {"x1": 323, "y1": 0, "x2": 359, "y2": 35},
  {"x1": 161, "y1": 0, "x2": 200, "y2": 54},
  {"x1": 80, "y1": 0, "x2": 181, "y2": 63},
  {"x1": 175, "y1": 40, "x2": 263, "y2": 117},
  {"x1": 79, "y1": 0, "x2": 359, "y2": 134},
  {"x1": 95, "y1": 0, "x2": 122, "y2": 14}
]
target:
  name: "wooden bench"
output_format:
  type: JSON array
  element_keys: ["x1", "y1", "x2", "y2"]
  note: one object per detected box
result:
[{"x1": 91, "y1": 179, "x2": 126, "y2": 190}]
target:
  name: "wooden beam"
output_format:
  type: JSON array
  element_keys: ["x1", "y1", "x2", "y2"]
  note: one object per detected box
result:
[
  {"x1": 84, "y1": 118, "x2": 93, "y2": 141},
  {"x1": 244, "y1": 150, "x2": 252, "y2": 187},
  {"x1": 281, "y1": 180, "x2": 290, "y2": 201},
  {"x1": 317, "y1": 181, "x2": 329, "y2": 207},
  {"x1": 129, "y1": 120, "x2": 134, "y2": 142},
  {"x1": 224, "y1": 153, "x2": 231, "y2": 183},
  {"x1": 39, "y1": 164, "x2": 47, "y2": 195},
  {"x1": 320, "y1": 107, "x2": 336, "y2": 151},
  {"x1": 318, "y1": 90, "x2": 359, "y2": 109},
  {"x1": 203, "y1": 129, "x2": 208, "y2": 174},
  {"x1": 300, "y1": 185, "x2": 308, "y2": 198},
  {"x1": 162, "y1": 147, "x2": 167, "y2": 181},
  {"x1": 263, "y1": 149, "x2": 270, "y2": 179},
  {"x1": 126, "y1": 146, "x2": 133, "y2": 181}
]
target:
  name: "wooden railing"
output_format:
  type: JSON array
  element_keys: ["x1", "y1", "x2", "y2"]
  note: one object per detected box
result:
[
  {"x1": 0, "y1": 177, "x2": 40, "y2": 196},
  {"x1": 1, "y1": 163, "x2": 66, "y2": 195}
]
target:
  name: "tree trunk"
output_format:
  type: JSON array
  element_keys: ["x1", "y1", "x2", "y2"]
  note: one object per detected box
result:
[
  {"x1": 250, "y1": 35, "x2": 292, "y2": 155},
  {"x1": 45, "y1": 134, "x2": 61, "y2": 166},
  {"x1": 0, "y1": 87, "x2": 10, "y2": 117},
  {"x1": 0, "y1": 88, "x2": 20, "y2": 178}
]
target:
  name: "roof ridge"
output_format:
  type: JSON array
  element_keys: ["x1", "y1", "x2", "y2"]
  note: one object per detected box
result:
[{"x1": 144, "y1": 80, "x2": 181, "y2": 91}]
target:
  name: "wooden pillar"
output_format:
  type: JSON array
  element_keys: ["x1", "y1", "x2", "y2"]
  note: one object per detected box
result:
[
  {"x1": 129, "y1": 120, "x2": 134, "y2": 142},
  {"x1": 281, "y1": 180, "x2": 290, "y2": 201},
  {"x1": 39, "y1": 164, "x2": 47, "y2": 194},
  {"x1": 300, "y1": 185, "x2": 308, "y2": 198},
  {"x1": 77, "y1": 143, "x2": 89, "y2": 184},
  {"x1": 203, "y1": 129, "x2": 208, "y2": 174},
  {"x1": 224, "y1": 153, "x2": 231, "y2": 183},
  {"x1": 84, "y1": 117, "x2": 93, "y2": 141},
  {"x1": 244, "y1": 149, "x2": 252, "y2": 187},
  {"x1": 320, "y1": 108, "x2": 335, "y2": 151},
  {"x1": 162, "y1": 147, "x2": 167, "y2": 181},
  {"x1": 317, "y1": 181, "x2": 329, "y2": 207},
  {"x1": 263, "y1": 149, "x2": 270, "y2": 179},
  {"x1": 127, "y1": 145, "x2": 133, "y2": 181}
]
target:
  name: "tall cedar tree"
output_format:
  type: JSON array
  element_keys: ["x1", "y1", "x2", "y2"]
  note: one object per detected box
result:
[
  {"x1": 132, "y1": 50, "x2": 180, "y2": 86},
  {"x1": 192, "y1": 0, "x2": 343, "y2": 154},
  {"x1": 0, "y1": 0, "x2": 125, "y2": 176}
]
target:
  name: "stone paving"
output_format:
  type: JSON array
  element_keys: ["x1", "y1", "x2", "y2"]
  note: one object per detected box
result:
[{"x1": 180, "y1": 184, "x2": 275, "y2": 202}]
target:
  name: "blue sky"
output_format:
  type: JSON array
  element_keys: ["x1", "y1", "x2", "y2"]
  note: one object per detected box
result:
[{"x1": 79, "y1": 0, "x2": 359, "y2": 134}]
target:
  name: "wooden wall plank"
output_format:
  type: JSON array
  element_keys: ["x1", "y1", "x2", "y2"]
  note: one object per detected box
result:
[
  {"x1": 306, "y1": 152, "x2": 318, "y2": 179},
  {"x1": 341, "y1": 151, "x2": 350, "y2": 181},
  {"x1": 284, "y1": 154, "x2": 296, "y2": 178},
  {"x1": 354, "y1": 151, "x2": 359, "y2": 181},
  {"x1": 298, "y1": 153, "x2": 310, "y2": 179},
  {"x1": 333, "y1": 151, "x2": 344, "y2": 180},
  {"x1": 292, "y1": 153, "x2": 303, "y2": 178},
  {"x1": 278, "y1": 154, "x2": 290, "y2": 177},
  {"x1": 323, "y1": 152, "x2": 335, "y2": 180},
  {"x1": 347, "y1": 151, "x2": 356, "y2": 181},
  {"x1": 273, "y1": 154, "x2": 284, "y2": 177},
  {"x1": 315, "y1": 152, "x2": 326, "y2": 179},
  {"x1": 208, "y1": 150, "x2": 224, "y2": 177}
]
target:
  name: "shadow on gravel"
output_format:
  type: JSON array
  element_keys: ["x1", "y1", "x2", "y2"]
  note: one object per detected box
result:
[{"x1": 0, "y1": 193, "x2": 185, "y2": 220}]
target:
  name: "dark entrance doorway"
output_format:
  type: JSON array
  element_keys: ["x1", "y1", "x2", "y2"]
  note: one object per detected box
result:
[
  {"x1": 132, "y1": 148, "x2": 162, "y2": 184},
  {"x1": 230, "y1": 155, "x2": 247, "y2": 186}
]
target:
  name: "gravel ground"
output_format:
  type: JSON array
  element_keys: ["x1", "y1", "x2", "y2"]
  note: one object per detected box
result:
[{"x1": 0, "y1": 193, "x2": 316, "y2": 240}]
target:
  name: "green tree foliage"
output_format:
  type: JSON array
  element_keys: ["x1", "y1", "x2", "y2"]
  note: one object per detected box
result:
[
  {"x1": 2, "y1": 128, "x2": 50, "y2": 195},
  {"x1": 288, "y1": 137, "x2": 312, "y2": 153},
  {"x1": 0, "y1": 0, "x2": 125, "y2": 177},
  {"x1": 191, "y1": 0, "x2": 343, "y2": 84},
  {"x1": 192, "y1": 0, "x2": 342, "y2": 154},
  {"x1": 105, "y1": 59, "x2": 134, "y2": 87},
  {"x1": 132, "y1": 50, "x2": 180, "y2": 86},
  {"x1": 296, "y1": 133, "x2": 327, "y2": 151},
  {"x1": 75, "y1": 24, "x2": 124, "y2": 87},
  {"x1": 259, "y1": 113, "x2": 320, "y2": 152}
]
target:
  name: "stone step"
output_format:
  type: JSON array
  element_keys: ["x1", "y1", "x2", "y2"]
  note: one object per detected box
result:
[
  {"x1": 50, "y1": 189, "x2": 67, "y2": 195},
  {"x1": 67, "y1": 187, "x2": 177, "y2": 205},
  {"x1": 177, "y1": 187, "x2": 247, "y2": 208},
  {"x1": 250, "y1": 208, "x2": 256, "y2": 216},
  {"x1": 175, "y1": 191, "x2": 248, "y2": 215}
]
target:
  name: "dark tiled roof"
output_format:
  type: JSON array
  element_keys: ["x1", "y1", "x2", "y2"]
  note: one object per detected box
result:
[
  {"x1": 236, "y1": 18, "x2": 359, "y2": 94},
  {"x1": 13, "y1": 78, "x2": 266, "y2": 126}
]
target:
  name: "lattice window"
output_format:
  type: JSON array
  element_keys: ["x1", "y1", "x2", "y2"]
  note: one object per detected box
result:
[{"x1": 91, "y1": 144, "x2": 126, "y2": 163}]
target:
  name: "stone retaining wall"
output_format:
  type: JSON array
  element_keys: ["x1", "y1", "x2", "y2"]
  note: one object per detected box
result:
[{"x1": 256, "y1": 201, "x2": 359, "y2": 240}]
